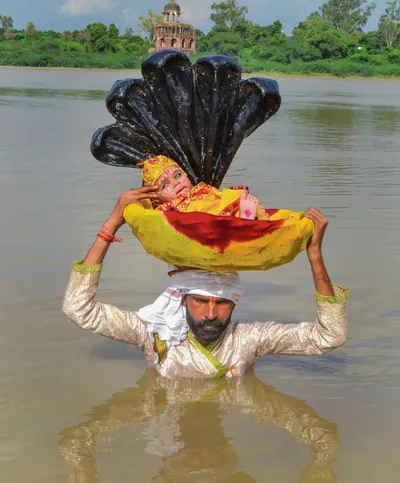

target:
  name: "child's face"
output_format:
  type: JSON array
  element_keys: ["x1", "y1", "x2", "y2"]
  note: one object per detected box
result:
[{"x1": 157, "y1": 167, "x2": 193, "y2": 203}]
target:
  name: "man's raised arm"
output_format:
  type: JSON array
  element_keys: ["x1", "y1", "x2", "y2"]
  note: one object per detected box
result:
[
  {"x1": 254, "y1": 208, "x2": 349, "y2": 358},
  {"x1": 62, "y1": 187, "x2": 158, "y2": 350}
]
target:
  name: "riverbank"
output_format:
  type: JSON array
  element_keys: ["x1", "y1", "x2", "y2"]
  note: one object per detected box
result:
[{"x1": 1, "y1": 64, "x2": 400, "y2": 82}]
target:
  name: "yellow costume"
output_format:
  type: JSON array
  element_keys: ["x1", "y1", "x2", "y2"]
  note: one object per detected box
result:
[
  {"x1": 140, "y1": 155, "x2": 266, "y2": 218},
  {"x1": 124, "y1": 155, "x2": 314, "y2": 273}
]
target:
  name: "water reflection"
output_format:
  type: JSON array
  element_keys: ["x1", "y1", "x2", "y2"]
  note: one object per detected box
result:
[
  {"x1": 291, "y1": 103, "x2": 357, "y2": 128},
  {"x1": 289, "y1": 103, "x2": 357, "y2": 150},
  {"x1": 371, "y1": 106, "x2": 400, "y2": 134},
  {"x1": 0, "y1": 87, "x2": 106, "y2": 100},
  {"x1": 59, "y1": 370, "x2": 340, "y2": 483}
]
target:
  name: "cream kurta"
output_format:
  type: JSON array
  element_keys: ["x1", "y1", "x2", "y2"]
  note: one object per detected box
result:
[{"x1": 62, "y1": 261, "x2": 349, "y2": 379}]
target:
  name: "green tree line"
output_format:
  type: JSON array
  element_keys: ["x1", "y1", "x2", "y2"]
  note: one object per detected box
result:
[{"x1": 1, "y1": 0, "x2": 400, "y2": 77}]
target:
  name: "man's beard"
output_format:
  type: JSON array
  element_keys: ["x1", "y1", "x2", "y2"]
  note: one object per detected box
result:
[{"x1": 186, "y1": 306, "x2": 232, "y2": 345}]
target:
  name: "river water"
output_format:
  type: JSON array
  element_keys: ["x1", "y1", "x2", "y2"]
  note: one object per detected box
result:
[{"x1": 0, "y1": 68, "x2": 399, "y2": 483}]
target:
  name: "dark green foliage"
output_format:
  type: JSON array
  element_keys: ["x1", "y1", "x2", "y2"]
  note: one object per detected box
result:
[
  {"x1": 86, "y1": 22, "x2": 107, "y2": 44},
  {"x1": 388, "y1": 48, "x2": 400, "y2": 62},
  {"x1": 107, "y1": 23, "x2": 119, "y2": 39},
  {"x1": 351, "y1": 52, "x2": 370, "y2": 62},
  {"x1": 360, "y1": 31, "x2": 379, "y2": 50},
  {"x1": 198, "y1": 27, "x2": 244, "y2": 55},
  {"x1": 40, "y1": 39, "x2": 60, "y2": 52}
]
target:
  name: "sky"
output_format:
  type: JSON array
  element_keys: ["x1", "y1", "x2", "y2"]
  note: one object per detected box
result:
[{"x1": 2, "y1": 0, "x2": 389, "y2": 35}]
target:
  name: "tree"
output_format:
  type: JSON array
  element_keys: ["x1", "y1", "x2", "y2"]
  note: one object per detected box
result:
[
  {"x1": 254, "y1": 20, "x2": 285, "y2": 44},
  {"x1": 359, "y1": 30, "x2": 379, "y2": 50},
  {"x1": 0, "y1": 15, "x2": 13, "y2": 28},
  {"x1": 197, "y1": 27, "x2": 245, "y2": 54},
  {"x1": 119, "y1": 33, "x2": 145, "y2": 52},
  {"x1": 44, "y1": 30, "x2": 60, "y2": 39},
  {"x1": 85, "y1": 22, "x2": 107, "y2": 44},
  {"x1": 4, "y1": 28, "x2": 15, "y2": 40},
  {"x1": 25, "y1": 21, "x2": 37, "y2": 49},
  {"x1": 286, "y1": 36, "x2": 323, "y2": 61},
  {"x1": 107, "y1": 23, "x2": 119, "y2": 39},
  {"x1": 41, "y1": 39, "x2": 60, "y2": 52},
  {"x1": 210, "y1": 0, "x2": 248, "y2": 30},
  {"x1": 294, "y1": 12, "x2": 352, "y2": 58},
  {"x1": 320, "y1": 0, "x2": 376, "y2": 33},
  {"x1": 62, "y1": 30, "x2": 72, "y2": 41},
  {"x1": 94, "y1": 37, "x2": 117, "y2": 52},
  {"x1": 138, "y1": 10, "x2": 163, "y2": 39},
  {"x1": 76, "y1": 31, "x2": 91, "y2": 44},
  {"x1": 377, "y1": 0, "x2": 400, "y2": 47},
  {"x1": 124, "y1": 27, "x2": 135, "y2": 37}
]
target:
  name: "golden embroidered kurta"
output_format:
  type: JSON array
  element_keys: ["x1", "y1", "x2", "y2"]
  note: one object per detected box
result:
[{"x1": 62, "y1": 261, "x2": 349, "y2": 380}]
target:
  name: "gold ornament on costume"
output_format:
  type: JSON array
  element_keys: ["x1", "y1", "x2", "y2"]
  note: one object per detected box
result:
[{"x1": 139, "y1": 155, "x2": 182, "y2": 186}]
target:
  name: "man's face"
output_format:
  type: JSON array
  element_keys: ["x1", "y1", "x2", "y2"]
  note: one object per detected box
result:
[{"x1": 184, "y1": 295, "x2": 234, "y2": 346}]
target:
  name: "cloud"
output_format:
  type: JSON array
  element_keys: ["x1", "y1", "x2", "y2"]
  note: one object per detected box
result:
[
  {"x1": 122, "y1": 8, "x2": 134, "y2": 22},
  {"x1": 183, "y1": 8, "x2": 210, "y2": 25},
  {"x1": 175, "y1": 0, "x2": 214, "y2": 30},
  {"x1": 59, "y1": 0, "x2": 117, "y2": 16}
]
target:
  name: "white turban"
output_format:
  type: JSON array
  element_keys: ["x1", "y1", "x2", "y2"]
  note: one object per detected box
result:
[{"x1": 137, "y1": 267, "x2": 243, "y2": 348}]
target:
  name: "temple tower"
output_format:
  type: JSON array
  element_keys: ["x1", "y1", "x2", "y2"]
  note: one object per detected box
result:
[{"x1": 153, "y1": 1, "x2": 196, "y2": 53}]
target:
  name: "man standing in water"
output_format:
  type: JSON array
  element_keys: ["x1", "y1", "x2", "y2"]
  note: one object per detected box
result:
[{"x1": 62, "y1": 187, "x2": 349, "y2": 379}]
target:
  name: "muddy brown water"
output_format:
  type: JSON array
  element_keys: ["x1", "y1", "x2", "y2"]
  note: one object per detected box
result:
[{"x1": 0, "y1": 68, "x2": 399, "y2": 482}]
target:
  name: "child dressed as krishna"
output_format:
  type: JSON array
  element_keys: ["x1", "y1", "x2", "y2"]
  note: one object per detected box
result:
[
  {"x1": 139, "y1": 155, "x2": 266, "y2": 220},
  {"x1": 122, "y1": 154, "x2": 314, "y2": 273}
]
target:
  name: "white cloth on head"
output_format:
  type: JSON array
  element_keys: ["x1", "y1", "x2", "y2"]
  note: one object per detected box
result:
[{"x1": 137, "y1": 266, "x2": 243, "y2": 348}]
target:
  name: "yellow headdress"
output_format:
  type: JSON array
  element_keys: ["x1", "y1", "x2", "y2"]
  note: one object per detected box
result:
[{"x1": 139, "y1": 155, "x2": 181, "y2": 186}]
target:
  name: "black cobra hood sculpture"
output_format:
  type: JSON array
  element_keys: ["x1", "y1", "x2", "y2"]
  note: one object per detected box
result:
[{"x1": 91, "y1": 49, "x2": 281, "y2": 188}]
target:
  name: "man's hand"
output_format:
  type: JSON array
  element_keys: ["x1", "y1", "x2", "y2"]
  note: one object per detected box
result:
[
  {"x1": 82, "y1": 186, "x2": 158, "y2": 266},
  {"x1": 106, "y1": 186, "x2": 158, "y2": 231},
  {"x1": 302, "y1": 208, "x2": 328, "y2": 259},
  {"x1": 301, "y1": 208, "x2": 334, "y2": 296}
]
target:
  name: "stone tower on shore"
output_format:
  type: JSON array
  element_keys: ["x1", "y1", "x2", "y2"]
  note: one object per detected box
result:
[{"x1": 152, "y1": 1, "x2": 196, "y2": 53}]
